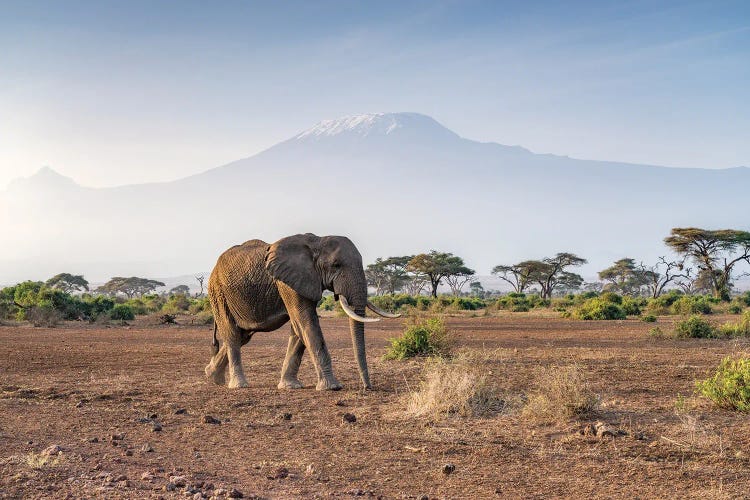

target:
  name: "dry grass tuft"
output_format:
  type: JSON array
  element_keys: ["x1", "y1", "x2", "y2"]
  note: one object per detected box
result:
[
  {"x1": 404, "y1": 352, "x2": 509, "y2": 418},
  {"x1": 522, "y1": 364, "x2": 600, "y2": 423}
]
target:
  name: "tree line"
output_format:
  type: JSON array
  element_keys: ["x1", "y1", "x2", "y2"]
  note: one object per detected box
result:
[{"x1": 367, "y1": 228, "x2": 750, "y2": 301}]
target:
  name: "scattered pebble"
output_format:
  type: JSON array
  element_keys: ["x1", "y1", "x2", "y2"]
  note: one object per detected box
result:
[
  {"x1": 149, "y1": 413, "x2": 158, "y2": 419},
  {"x1": 151, "y1": 422, "x2": 163, "y2": 432},
  {"x1": 342, "y1": 413, "x2": 357, "y2": 424},
  {"x1": 442, "y1": 463, "x2": 456, "y2": 475},
  {"x1": 228, "y1": 488, "x2": 244, "y2": 498},
  {"x1": 202, "y1": 415, "x2": 221, "y2": 425},
  {"x1": 267, "y1": 467, "x2": 288, "y2": 480},
  {"x1": 174, "y1": 408, "x2": 188, "y2": 415},
  {"x1": 141, "y1": 472, "x2": 156, "y2": 481},
  {"x1": 142, "y1": 443, "x2": 154, "y2": 453},
  {"x1": 42, "y1": 444, "x2": 62, "y2": 456},
  {"x1": 279, "y1": 412, "x2": 292, "y2": 421},
  {"x1": 88, "y1": 437, "x2": 99, "y2": 443},
  {"x1": 111, "y1": 433, "x2": 125, "y2": 441},
  {"x1": 170, "y1": 476, "x2": 187, "y2": 487},
  {"x1": 124, "y1": 449, "x2": 133, "y2": 456},
  {"x1": 334, "y1": 400, "x2": 347, "y2": 406}
]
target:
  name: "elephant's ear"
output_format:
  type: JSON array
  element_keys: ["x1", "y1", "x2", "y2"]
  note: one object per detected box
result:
[{"x1": 264, "y1": 233, "x2": 323, "y2": 303}]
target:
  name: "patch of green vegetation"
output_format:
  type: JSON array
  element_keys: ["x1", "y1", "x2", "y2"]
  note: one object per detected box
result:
[
  {"x1": 696, "y1": 356, "x2": 750, "y2": 412},
  {"x1": 384, "y1": 317, "x2": 451, "y2": 360}
]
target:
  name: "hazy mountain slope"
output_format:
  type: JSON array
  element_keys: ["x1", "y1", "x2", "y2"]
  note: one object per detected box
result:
[{"x1": 2, "y1": 112, "x2": 748, "y2": 283}]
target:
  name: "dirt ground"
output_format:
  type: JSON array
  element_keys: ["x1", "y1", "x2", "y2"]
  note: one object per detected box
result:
[{"x1": 1, "y1": 314, "x2": 749, "y2": 499}]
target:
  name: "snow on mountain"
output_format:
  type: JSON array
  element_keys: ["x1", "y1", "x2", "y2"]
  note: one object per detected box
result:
[{"x1": 293, "y1": 112, "x2": 460, "y2": 142}]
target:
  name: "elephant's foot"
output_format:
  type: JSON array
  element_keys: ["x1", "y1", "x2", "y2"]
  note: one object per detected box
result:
[
  {"x1": 316, "y1": 378, "x2": 343, "y2": 391},
  {"x1": 205, "y1": 363, "x2": 226, "y2": 386},
  {"x1": 277, "y1": 378, "x2": 304, "y2": 390},
  {"x1": 227, "y1": 375, "x2": 249, "y2": 389}
]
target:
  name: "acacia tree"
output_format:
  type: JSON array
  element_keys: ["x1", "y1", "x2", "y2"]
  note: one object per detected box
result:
[
  {"x1": 638, "y1": 257, "x2": 690, "y2": 298},
  {"x1": 491, "y1": 261, "x2": 537, "y2": 293},
  {"x1": 528, "y1": 253, "x2": 587, "y2": 299},
  {"x1": 170, "y1": 285, "x2": 191, "y2": 295},
  {"x1": 598, "y1": 258, "x2": 648, "y2": 295},
  {"x1": 407, "y1": 251, "x2": 474, "y2": 298},
  {"x1": 665, "y1": 228, "x2": 750, "y2": 300},
  {"x1": 469, "y1": 281, "x2": 485, "y2": 297},
  {"x1": 45, "y1": 273, "x2": 89, "y2": 293},
  {"x1": 365, "y1": 256, "x2": 412, "y2": 295},
  {"x1": 97, "y1": 277, "x2": 166, "y2": 298}
]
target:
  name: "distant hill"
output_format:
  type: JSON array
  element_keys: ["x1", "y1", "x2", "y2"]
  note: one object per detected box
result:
[{"x1": 2, "y1": 112, "x2": 748, "y2": 283}]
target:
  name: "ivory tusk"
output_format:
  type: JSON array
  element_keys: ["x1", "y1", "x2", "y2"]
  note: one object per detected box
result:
[
  {"x1": 367, "y1": 301, "x2": 401, "y2": 318},
  {"x1": 339, "y1": 296, "x2": 379, "y2": 323}
]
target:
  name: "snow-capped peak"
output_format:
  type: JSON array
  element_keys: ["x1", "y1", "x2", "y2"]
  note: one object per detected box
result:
[{"x1": 294, "y1": 112, "x2": 458, "y2": 140}]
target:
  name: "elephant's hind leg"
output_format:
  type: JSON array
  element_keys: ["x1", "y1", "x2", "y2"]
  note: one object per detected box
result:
[
  {"x1": 205, "y1": 343, "x2": 228, "y2": 385},
  {"x1": 278, "y1": 325, "x2": 306, "y2": 389}
]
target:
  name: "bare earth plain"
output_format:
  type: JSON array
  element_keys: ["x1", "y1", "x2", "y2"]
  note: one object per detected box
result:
[{"x1": 1, "y1": 314, "x2": 749, "y2": 499}]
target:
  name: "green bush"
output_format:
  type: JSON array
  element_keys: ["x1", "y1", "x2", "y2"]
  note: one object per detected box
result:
[
  {"x1": 162, "y1": 293, "x2": 191, "y2": 314},
  {"x1": 728, "y1": 302, "x2": 744, "y2": 315},
  {"x1": 600, "y1": 292, "x2": 623, "y2": 304},
  {"x1": 673, "y1": 315, "x2": 715, "y2": 338},
  {"x1": 646, "y1": 290, "x2": 684, "y2": 315},
  {"x1": 696, "y1": 356, "x2": 750, "y2": 411},
  {"x1": 715, "y1": 311, "x2": 750, "y2": 338},
  {"x1": 642, "y1": 314, "x2": 657, "y2": 323},
  {"x1": 368, "y1": 294, "x2": 418, "y2": 313},
  {"x1": 621, "y1": 296, "x2": 644, "y2": 316},
  {"x1": 110, "y1": 304, "x2": 135, "y2": 321},
  {"x1": 495, "y1": 293, "x2": 540, "y2": 312},
  {"x1": 737, "y1": 292, "x2": 750, "y2": 307},
  {"x1": 672, "y1": 296, "x2": 712, "y2": 315},
  {"x1": 317, "y1": 295, "x2": 337, "y2": 311},
  {"x1": 574, "y1": 298, "x2": 626, "y2": 320},
  {"x1": 384, "y1": 317, "x2": 451, "y2": 360}
]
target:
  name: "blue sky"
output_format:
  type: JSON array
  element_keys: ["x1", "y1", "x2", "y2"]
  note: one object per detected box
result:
[{"x1": 1, "y1": 0, "x2": 748, "y2": 188}]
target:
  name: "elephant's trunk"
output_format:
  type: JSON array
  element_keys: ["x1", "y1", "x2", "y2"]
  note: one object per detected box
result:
[{"x1": 349, "y1": 313, "x2": 371, "y2": 389}]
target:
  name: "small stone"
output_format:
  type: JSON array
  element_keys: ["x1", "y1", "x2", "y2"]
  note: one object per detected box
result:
[
  {"x1": 142, "y1": 443, "x2": 154, "y2": 453},
  {"x1": 228, "y1": 488, "x2": 244, "y2": 498},
  {"x1": 594, "y1": 421, "x2": 619, "y2": 438},
  {"x1": 202, "y1": 415, "x2": 221, "y2": 425},
  {"x1": 111, "y1": 433, "x2": 125, "y2": 441},
  {"x1": 88, "y1": 437, "x2": 99, "y2": 443},
  {"x1": 305, "y1": 464, "x2": 316, "y2": 476},
  {"x1": 124, "y1": 449, "x2": 133, "y2": 456},
  {"x1": 152, "y1": 422, "x2": 163, "y2": 432},
  {"x1": 170, "y1": 476, "x2": 188, "y2": 487},
  {"x1": 42, "y1": 444, "x2": 62, "y2": 456},
  {"x1": 580, "y1": 423, "x2": 597, "y2": 436},
  {"x1": 279, "y1": 412, "x2": 292, "y2": 421},
  {"x1": 342, "y1": 413, "x2": 357, "y2": 424},
  {"x1": 267, "y1": 467, "x2": 288, "y2": 480},
  {"x1": 136, "y1": 417, "x2": 152, "y2": 424},
  {"x1": 114, "y1": 474, "x2": 128, "y2": 482},
  {"x1": 149, "y1": 413, "x2": 158, "y2": 419},
  {"x1": 419, "y1": 496, "x2": 429, "y2": 500},
  {"x1": 75, "y1": 401, "x2": 84, "y2": 408},
  {"x1": 334, "y1": 400, "x2": 346, "y2": 406},
  {"x1": 174, "y1": 408, "x2": 187, "y2": 415},
  {"x1": 442, "y1": 463, "x2": 455, "y2": 475},
  {"x1": 193, "y1": 493, "x2": 204, "y2": 500},
  {"x1": 214, "y1": 488, "x2": 227, "y2": 496},
  {"x1": 166, "y1": 483, "x2": 177, "y2": 492},
  {"x1": 141, "y1": 472, "x2": 156, "y2": 481}
]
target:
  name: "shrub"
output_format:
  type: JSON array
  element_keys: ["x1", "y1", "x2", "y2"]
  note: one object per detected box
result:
[
  {"x1": 737, "y1": 292, "x2": 750, "y2": 307},
  {"x1": 368, "y1": 294, "x2": 418, "y2": 313},
  {"x1": 384, "y1": 317, "x2": 451, "y2": 360},
  {"x1": 673, "y1": 315, "x2": 715, "y2": 338},
  {"x1": 672, "y1": 296, "x2": 712, "y2": 315},
  {"x1": 110, "y1": 304, "x2": 135, "y2": 321},
  {"x1": 162, "y1": 293, "x2": 191, "y2": 314},
  {"x1": 728, "y1": 303, "x2": 744, "y2": 315},
  {"x1": 26, "y1": 305, "x2": 63, "y2": 327},
  {"x1": 696, "y1": 356, "x2": 750, "y2": 411},
  {"x1": 574, "y1": 298, "x2": 626, "y2": 320},
  {"x1": 642, "y1": 314, "x2": 657, "y2": 323},
  {"x1": 522, "y1": 365, "x2": 599, "y2": 422},
  {"x1": 715, "y1": 311, "x2": 750, "y2": 338},
  {"x1": 404, "y1": 354, "x2": 507, "y2": 418},
  {"x1": 649, "y1": 326, "x2": 666, "y2": 338},
  {"x1": 600, "y1": 292, "x2": 623, "y2": 304},
  {"x1": 646, "y1": 290, "x2": 684, "y2": 315},
  {"x1": 621, "y1": 297, "x2": 643, "y2": 316}
]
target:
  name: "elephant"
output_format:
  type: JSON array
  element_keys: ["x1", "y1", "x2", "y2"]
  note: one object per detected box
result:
[{"x1": 203, "y1": 233, "x2": 399, "y2": 390}]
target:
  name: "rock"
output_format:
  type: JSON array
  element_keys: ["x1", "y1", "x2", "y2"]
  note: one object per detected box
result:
[
  {"x1": 75, "y1": 401, "x2": 84, "y2": 408},
  {"x1": 42, "y1": 445, "x2": 62, "y2": 456},
  {"x1": 114, "y1": 474, "x2": 128, "y2": 482},
  {"x1": 136, "y1": 417, "x2": 152, "y2": 424},
  {"x1": 334, "y1": 399, "x2": 347, "y2": 406},
  {"x1": 124, "y1": 449, "x2": 133, "y2": 456},
  {"x1": 88, "y1": 437, "x2": 99, "y2": 443},
  {"x1": 202, "y1": 415, "x2": 221, "y2": 425},
  {"x1": 580, "y1": 424, "x2": 597, "y2": 436},
  {"x1": 111, "y1": 433, "x2": 125, "y2": 441},
  {"x1": 214, "y1": 488, "x2": 227, "y2": 496},
  {"x1": 267, "y1": 467, "x2": 288, "y2": 480},
  {"x1": 174, "y1": 408, "x2": 188, "y2": 415},
  {"x1": 594, "y1": 421, "x2": 622, "y2": 438},
  {"x1": 149, "y1": 413, "x2": 158, "y2": 419},
  {"x1": 142, "y1": 443, "x2": 154, "y2": 453},
  {"x1": 141, "y1": 472, "x2": 156, "y2": 481},
  {"x1": 419, "y1": 496, "x2": 429, "y2": 500},
  {"x1": 305, "y1": 464, "x2": 316, "y2": 476},
  {"x1": 342, "y1": 413, "x2": 357, "y2": 424},
  {"x1": 228, "y1": 488, "x2": 244, "y2": 498},
  {"x1": 170, "y1": 476, "x2": 188, "y2": 488},
  {"x1": 193, "y1": 493, "x2": 204, "y2": 500},
  {"x1": 279, "y1": 412, "x2": 292, "y2": 421},
  {"x1": 442, "y1": 463, "x2": 455, "y2": 475},
  {"x1": 151, "y1": 422, "x2": 163, "y2": 432}
]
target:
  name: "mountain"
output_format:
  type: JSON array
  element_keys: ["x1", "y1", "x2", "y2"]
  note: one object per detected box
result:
[{"x1": 2, "y1": 112, "x2": 749, "y2": 284}]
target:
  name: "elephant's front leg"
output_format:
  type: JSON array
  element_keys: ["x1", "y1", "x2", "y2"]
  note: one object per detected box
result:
[
  {"x1": 277, "y1": 282, "x2": 341, "y2": 391},
  {"x1": 278, "y1": 326, "x2": 305, "y2": 389}
]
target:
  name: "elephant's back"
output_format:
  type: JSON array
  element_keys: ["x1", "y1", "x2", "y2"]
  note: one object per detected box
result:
[{"x1": 210, "y1": 239, "x2": 271, "y2": 288}]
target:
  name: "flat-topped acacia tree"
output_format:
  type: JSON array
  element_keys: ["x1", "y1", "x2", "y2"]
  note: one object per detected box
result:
[
  {"x1": 665, "y1": 228, "x2": 750, "y2": 300},
  {"x1": 97, "y1": 277, "x2": 166, "y2": 299}
]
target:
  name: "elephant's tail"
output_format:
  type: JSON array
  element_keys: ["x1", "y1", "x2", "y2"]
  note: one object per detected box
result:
[{"x1": 210, "y1": 322, "x2": 219, "y2": 356}]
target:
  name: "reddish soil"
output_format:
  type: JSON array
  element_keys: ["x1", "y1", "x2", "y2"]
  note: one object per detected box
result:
[{"x1": 1, "y1": 315, "x2": 749, "y2": 499}]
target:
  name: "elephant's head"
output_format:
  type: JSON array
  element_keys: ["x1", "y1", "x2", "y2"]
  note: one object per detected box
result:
[{"x1": 264, "y1": 233, "x2": 398, "y2": 389}]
